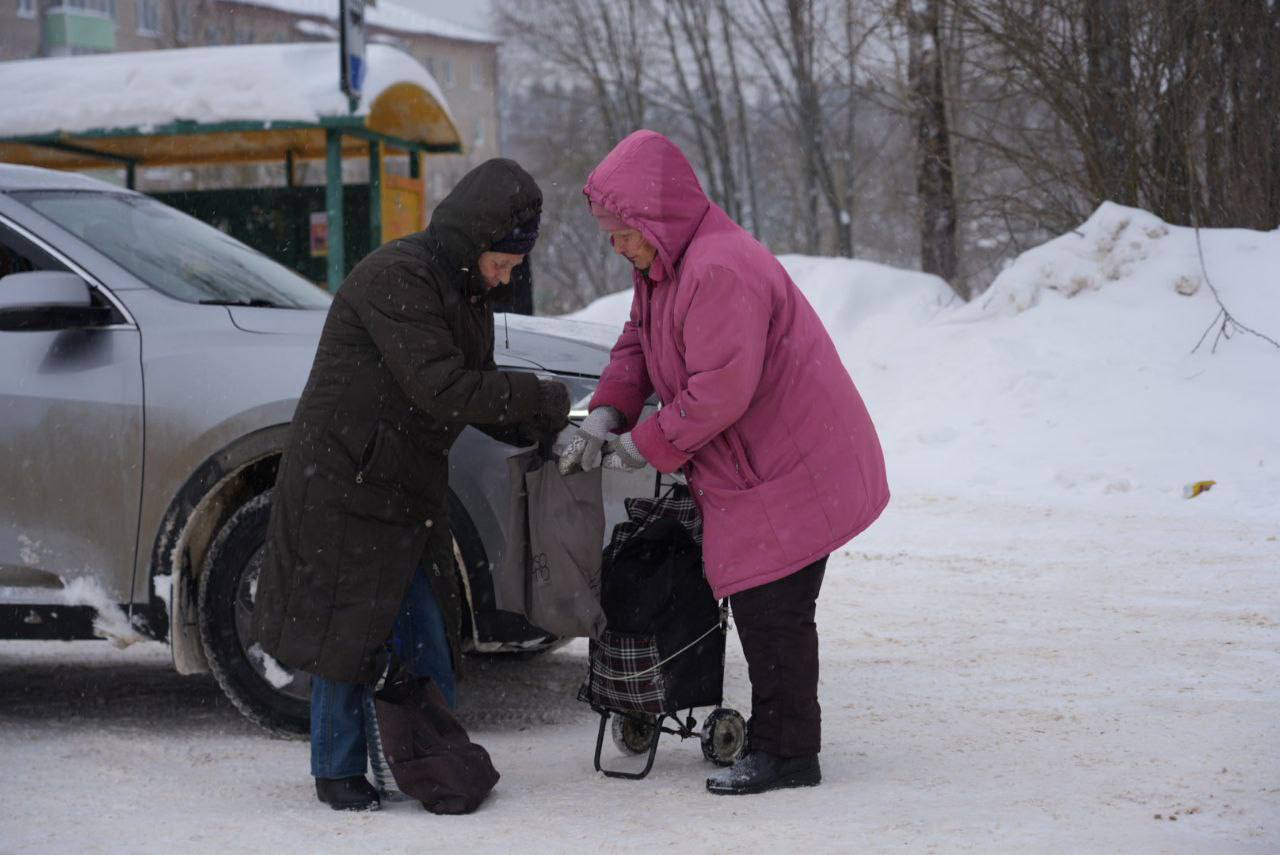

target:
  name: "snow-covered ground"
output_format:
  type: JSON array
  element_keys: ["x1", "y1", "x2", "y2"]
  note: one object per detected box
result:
[
  {"x1": 2, "y1": 496, "x2": 1274, "y2": 852},
  {"x1": 2, "y1": 204, "x2": 1277, "y2": 852}
]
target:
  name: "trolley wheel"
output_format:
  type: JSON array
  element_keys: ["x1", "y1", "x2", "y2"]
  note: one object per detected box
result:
[
  {"x1": 700, "y1": 708, "x2": 747, "y2": 766},
  {"x1": 611, "y1": 713, "x2": 658, "y2": 755}
]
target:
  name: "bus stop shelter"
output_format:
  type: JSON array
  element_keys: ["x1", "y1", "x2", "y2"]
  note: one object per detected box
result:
[{"x1": 0, "y1": 42, "x2": 463, "y2": 290}]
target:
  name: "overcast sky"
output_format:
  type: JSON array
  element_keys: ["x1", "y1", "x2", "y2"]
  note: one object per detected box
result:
[{"x1": 388, "y1": 0, "x2": 496, "y2": 36}]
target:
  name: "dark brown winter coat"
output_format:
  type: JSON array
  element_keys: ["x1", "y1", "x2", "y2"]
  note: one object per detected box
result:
[{"x1": 252, "y1": 159, "x2": 544, "y2": 684}]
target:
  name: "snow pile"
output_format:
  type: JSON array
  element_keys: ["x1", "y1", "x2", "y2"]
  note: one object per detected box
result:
[
  {"x1": 773, "y1": 254, "x2": 958, "y2": 331},
  {"x1": 58, "y1": 577, "x2": 147, "y2": 649},
  {"x1": 969, "y1": 202, "x2": 1276, "y2": 327},
  {"x1": 568, "y1": 256, "x2": 952, "y2": 339},
  {"x1": 566, "y1": 289, "x2": 634, "y2": 326},
  {"x1": 567, "y1": 204, "x2": 1280, "y2": 510}
]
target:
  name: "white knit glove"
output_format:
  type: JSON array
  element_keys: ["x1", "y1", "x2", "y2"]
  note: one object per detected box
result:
[
  {"x1": 557, "y1": 406, "x2": 622, "y2": 475},
  {"x1": 602, "y1": 431, "x2": 648, "y2": 471}
]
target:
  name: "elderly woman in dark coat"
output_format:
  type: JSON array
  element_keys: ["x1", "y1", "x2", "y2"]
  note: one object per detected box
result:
[{"x1": 252, "y1": 159, "x2": 568, "y2": 811}]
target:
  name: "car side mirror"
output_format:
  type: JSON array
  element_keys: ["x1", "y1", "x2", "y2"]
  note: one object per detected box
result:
[{"x1": 0, "y1": 271, "x2": 113, "y2": 331}]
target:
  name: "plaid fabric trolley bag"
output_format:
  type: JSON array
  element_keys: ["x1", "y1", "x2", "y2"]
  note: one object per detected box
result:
[{"x1": 578, "y1": 487, "x2": 747, "y2": 779}]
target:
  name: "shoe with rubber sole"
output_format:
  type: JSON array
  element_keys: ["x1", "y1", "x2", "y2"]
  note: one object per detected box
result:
[
  {"x1": 315, "y1": 775, "x2": 382, "y2": 811},
  {"x1": 705, "y1": 750, "x2": 821, "y2": 795}
]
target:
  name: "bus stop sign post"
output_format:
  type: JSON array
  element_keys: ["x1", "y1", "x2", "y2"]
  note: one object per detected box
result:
[
  {"x1": 330, "y1": 0, "x2": 367, "y2": 290},
  {"x1": 340, "y1": 0, "x2": 367, "y2": 108}
]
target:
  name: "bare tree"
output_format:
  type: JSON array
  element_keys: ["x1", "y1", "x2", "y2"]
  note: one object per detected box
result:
[
  {"x1": 833, "y1": 0, "x2": 869, "y2": 255},
  {"x1": 902, "y1": 0, "x2": 959, "y2": 290},
  {"x1": 717, "y1": 0, "x2": 763, "y2": 234},
  {"x1": 1200, "y1": 0, "x2": 1280, "y2": 230},
  {"x1": 738, "y1": 0, "x2": 823, "y2": 253},
  {"x1": 655, "y1": 0, "x2": 743, "y2": 220},
  {"x1": 1083, "y1": 0, "x2": 1138, "y2": 206},
  {"x1": 952, "y1": 0, "x2": 1280, "y2": 234},
  {"x1": 498, "y1": 0, "x2": 652, "y2": 148}
]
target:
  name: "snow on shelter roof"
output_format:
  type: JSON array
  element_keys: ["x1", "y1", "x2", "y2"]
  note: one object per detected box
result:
[
  {"x1": 225, "y1": 0, "x2": 501, "y2": 44},
  {"x1": 0, "y1": 42, "x2": 462, "y2": 170}
]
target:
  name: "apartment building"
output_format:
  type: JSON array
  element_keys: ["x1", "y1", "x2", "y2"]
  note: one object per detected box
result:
[{"x1": 0, "y1": 0, "x2": 500, "y2": 199}]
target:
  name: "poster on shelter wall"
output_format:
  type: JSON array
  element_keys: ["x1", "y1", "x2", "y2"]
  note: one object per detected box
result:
[{"x1": 310, "y1": 212, "x2": 328, "y2": 257}]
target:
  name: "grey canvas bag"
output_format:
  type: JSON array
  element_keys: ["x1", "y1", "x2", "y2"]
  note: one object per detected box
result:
[{"x1": 496, "y1": 447, "x2": 607, "y2": 639}]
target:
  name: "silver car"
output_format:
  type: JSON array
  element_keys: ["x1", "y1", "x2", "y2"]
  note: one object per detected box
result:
[{"x1": 0, "y1": 163, "x2": 649, "y2": 734}]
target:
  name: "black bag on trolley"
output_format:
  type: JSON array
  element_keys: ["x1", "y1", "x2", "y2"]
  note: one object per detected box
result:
[
  {"x1": 586, "y1": 514, "x2": 727, "y2": 716},
  {"x1": 578, "y1": 483, "x2": 747, "y2": 778}
]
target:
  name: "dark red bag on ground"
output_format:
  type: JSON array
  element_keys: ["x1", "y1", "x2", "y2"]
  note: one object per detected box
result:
[{"x1": 373, "y1": 665, "x2": 499, "y2": 814}]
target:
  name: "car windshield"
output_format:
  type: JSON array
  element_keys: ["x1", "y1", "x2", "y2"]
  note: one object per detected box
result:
[{"x1": 14, "y1": 191, "x2": 331, "y2": 309}]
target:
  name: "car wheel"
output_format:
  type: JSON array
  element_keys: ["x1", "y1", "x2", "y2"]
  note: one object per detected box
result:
[{"x1": 198, "y1": 490, "x2": 310, "y2": 736}]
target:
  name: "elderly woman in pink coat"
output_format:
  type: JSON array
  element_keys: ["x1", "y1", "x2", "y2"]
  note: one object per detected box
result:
[{"x1": 560, "y1": 130, "x2": 889, "y2": 795}]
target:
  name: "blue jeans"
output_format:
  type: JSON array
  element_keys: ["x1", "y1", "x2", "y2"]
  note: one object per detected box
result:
[{"x1": 310, "y1": 564, "x2": 456, "y2": 779}]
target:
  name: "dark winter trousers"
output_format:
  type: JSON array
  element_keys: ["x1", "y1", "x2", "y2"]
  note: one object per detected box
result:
[
  {"x1": 728, "y1": 556, "x2": 827, "y2": 757},
  {"x1": 310, "y1": 564, "x2": 455, "y2": 778}
]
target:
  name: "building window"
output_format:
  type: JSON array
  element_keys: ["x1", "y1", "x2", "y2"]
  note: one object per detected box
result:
[
  {"x1": 18, "y1": 0, "x2": 37, "y2": 19},
  {"x1": 471, "y1": 61, "x2": 487, "y2": 91},
  {"x1": 135, "y1": 0, "x2": 161, "y2": 36},
  {"x1": 440, "y1": 58, "x2": 454, "y2": 86},
  {"x1": 474, "y1": 118, "x2": 486, "y2": 147},
  {"x1": 204, "y1": 24, "x2": 222, "y2": 45},
  {"x1": 63, "y1": 0, "x2": 117, "y2": 16}
]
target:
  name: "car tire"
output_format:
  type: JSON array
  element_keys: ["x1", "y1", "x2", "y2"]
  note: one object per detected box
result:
[{"x1": 198, "y1": 490, "x2": 310, "y2": 737}]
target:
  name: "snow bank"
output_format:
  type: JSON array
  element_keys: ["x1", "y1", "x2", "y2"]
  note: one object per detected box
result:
[
  {"x1": 565, "y1": 205, "x2": 1280, "y2": 510},
  {"x1": 567, "y1": 289, "x2": 634, "y2": 326},
  {"x1": 567, "y1": 256, "x2": 953, "y2": 340}
]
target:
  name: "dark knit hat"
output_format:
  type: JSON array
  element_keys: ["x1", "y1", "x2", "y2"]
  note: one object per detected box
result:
[{"x1": 490, "y1": 212, "x2": 541, "y2": 255}]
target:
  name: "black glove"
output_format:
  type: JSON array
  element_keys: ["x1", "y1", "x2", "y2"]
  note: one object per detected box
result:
[{"x1": 532, "y1": 379, "x2": 571, "y2": 438}]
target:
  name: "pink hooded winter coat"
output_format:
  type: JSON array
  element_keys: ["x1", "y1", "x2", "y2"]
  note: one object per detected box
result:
[{"x1": 586, "y1": 131, "x2": 889, "y2": 598}]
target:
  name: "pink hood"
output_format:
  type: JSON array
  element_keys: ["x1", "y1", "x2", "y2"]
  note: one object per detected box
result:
[{"x1": 584, "y1": 130, "x2": 711, "y2": 283}]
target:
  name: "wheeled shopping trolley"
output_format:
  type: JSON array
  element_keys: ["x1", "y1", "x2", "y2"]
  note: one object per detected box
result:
[{"x1": 578, "y1": 493, "x2": 747, "y2": 779}]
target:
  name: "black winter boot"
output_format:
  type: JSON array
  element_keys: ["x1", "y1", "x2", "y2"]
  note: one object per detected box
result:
[
  {"x1": 705, "y1": 750, "x2": 821, "y2": 795},
  {"x1": 315, "y1": 775, "x2": 382, "y2": 811}
]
